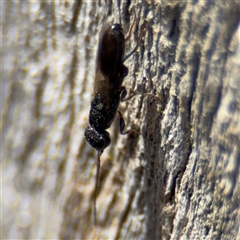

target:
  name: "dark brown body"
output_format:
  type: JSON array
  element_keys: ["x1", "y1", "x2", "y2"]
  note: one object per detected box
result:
[
  {"x1": 84, "y1": 7, "x2": 143, "y2": 223},
  {"x1": 85, "y1": 23, "x2": 128, "y2": 151}
]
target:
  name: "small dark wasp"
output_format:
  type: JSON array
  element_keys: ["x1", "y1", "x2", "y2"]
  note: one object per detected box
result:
[{"x1": 84, "y1": 0, "x2": 145, "y2": 223}]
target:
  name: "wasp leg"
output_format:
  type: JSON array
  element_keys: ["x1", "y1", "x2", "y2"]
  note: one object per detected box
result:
[
  {"x1": 119, "y1": 86, "x2": 138, "y2": 102},
  {"x1": 117, "y1": 110, "x2": 142, "y2": 137},
  {"x1": 118, "y1": 111, "x2": 133, "y2": 135},
  {"x1": 119, "y1": 86, "x2": 127, "y2": 101}
]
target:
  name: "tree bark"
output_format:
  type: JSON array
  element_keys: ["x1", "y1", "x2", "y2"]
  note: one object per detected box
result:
[{"x1": 2, "y1": 1, "x2": 240, "y2": 239}]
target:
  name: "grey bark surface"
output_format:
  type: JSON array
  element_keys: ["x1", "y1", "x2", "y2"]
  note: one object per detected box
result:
[{"x1": 2, "y1": 1, "x2": 240, "y2": 239}]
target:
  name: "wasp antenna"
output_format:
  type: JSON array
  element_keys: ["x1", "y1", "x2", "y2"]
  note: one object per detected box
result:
[
  {"x1": 124, "y1": 25, "x2": 146, "y2": 62},
  {"x1": 117, "y1": 0, "x2": 121, "y2": 25},
  {"x1": 94, "y1": 150, "x2": 103, "y2": 225},
  {"x1": 125, "y1": 11, "x2": 136, "y2": 42}
]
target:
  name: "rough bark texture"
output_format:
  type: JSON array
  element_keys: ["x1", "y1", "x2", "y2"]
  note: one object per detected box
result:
[{"x1": 2, "y1": 1, "x2": 240, "y2": 239}]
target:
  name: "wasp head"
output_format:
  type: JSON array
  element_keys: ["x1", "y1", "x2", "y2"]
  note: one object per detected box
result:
[{"x1": 84, "y1": 126, "x2": 111, "y2": 151}]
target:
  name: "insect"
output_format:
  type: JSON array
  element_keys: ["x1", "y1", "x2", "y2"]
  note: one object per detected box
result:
[{"x1": 84, "y1": 0, "x2": 145, "y2": 224}]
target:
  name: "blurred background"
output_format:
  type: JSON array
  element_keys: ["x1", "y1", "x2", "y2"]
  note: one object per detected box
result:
[{"x1": 1, "y1": 1, "x2": 240, "y2": 239}]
